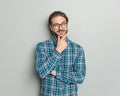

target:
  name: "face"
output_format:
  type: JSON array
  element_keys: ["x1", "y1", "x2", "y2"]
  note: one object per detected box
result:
[{"x1": 50, "y1": 16, "x2": 68, "y2": 38}]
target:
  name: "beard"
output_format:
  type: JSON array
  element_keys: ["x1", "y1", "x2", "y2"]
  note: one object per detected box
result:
[{"x1": 56, "y1": 29, "x2": 68, "y2": 38}]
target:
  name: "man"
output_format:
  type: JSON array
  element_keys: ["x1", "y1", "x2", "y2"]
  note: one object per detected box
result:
[{"x1": 35, "y1": 11, "x2": 86, "y2": 96}]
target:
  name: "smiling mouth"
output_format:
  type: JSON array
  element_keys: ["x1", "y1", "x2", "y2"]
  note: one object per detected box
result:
[{"x1": 58, "y1": 31, "x2": 65, "y2": 35}]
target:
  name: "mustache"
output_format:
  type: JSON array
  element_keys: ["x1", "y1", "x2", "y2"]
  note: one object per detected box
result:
[
  {"x1": 57, "y1": 30, "x2": 65, "y2": 33},
  {"x1": 53, "y1": 30, "x2": 68, "y2": 37}
]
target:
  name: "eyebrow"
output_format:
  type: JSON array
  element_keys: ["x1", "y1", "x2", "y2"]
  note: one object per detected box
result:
[{"x1": 52, "y1": 21, "x2": 67, "y2": 25}]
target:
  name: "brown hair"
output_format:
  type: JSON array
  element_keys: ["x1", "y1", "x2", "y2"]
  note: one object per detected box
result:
[{"x1": 48, "y1": 11, "x2": 68, "y2": 25}]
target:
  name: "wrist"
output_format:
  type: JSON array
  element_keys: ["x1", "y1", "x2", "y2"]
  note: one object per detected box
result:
[{"x1": 55, "y1": 48, "x2": 62, "y2": 53}]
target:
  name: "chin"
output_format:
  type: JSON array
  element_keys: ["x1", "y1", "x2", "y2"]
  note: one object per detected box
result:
[
  {"x1": 59, "y1": 35, "x2": 64, "y2": 37},
  {"x1": 59, "y1": 33, "x2": 66, "y2": 36}
]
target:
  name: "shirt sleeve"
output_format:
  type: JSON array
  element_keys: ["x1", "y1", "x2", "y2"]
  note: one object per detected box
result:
[
  {"x1": 35, "y1": 43, "x2": 62, "y2": 78},
  {"x1": 56, "y1": 47, "x2": 86, "y2": 84}
]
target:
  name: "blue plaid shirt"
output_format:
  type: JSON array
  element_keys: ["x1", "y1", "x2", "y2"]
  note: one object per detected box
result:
[{"x1": 35, "y1": 36, "x2": 86, "y2": 96}]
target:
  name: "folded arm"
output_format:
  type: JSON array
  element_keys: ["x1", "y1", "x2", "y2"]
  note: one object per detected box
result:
[{"x1": 35, "y1": 43, "x2": 62, "y2": 78}]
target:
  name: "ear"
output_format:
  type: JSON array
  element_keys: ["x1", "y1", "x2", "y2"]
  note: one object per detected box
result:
[{"x1": 49, "y1": 25, "x2": 52, "y2": 31}]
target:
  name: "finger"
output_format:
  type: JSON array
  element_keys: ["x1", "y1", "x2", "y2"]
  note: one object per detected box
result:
[{"x1": 57, "y1": 35, "x2": 60, "y2": 41}]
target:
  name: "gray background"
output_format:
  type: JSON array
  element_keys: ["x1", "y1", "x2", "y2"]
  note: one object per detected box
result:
[{"x1": 0, "y1": 0, "x2": 120, "y2": 96}]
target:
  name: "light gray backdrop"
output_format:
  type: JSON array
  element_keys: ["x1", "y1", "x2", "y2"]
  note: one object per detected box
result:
[{"x1": 0, "y1": 0, "x2": 120, "y2": 96}]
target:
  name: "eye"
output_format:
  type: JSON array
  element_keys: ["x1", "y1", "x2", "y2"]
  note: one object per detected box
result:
[
  {"x1": 62, "y1": 22, "x2": 67, "y2": 26},
  {"x1": 53, "y1": 24, "x2": 59, "y2": 27}
]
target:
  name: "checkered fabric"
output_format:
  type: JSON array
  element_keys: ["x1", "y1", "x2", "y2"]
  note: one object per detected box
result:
[{"x1": 35, "y1": 36, "x2": 86, "y2": 96}]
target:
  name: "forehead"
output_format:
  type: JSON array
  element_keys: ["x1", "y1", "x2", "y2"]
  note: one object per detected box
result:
[{"x1": 51, "y1": 16, "x2": 66, "y2": 24}]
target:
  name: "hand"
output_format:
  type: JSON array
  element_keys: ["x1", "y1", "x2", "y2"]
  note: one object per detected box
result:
[
  {"x1": 55, "y1": 34, "x2": 67, "y2": 53},
  {"x1": 51, "y1": 70, "x2": 56, "y2": 76}
]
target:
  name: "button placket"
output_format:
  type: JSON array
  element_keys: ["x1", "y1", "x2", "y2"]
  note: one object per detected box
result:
[{"x1": 59, "y1": 59, "x2": 63, "y2": 71}]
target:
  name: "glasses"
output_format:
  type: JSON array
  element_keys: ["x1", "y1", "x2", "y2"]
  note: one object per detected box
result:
[{"x1": 52, "y1": 22, "x2": 67, "y2": 29}]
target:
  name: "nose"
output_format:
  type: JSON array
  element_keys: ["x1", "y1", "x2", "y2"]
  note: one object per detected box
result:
[{"x1": 58, "y1": 24, "x2": 63, "y2": 29}]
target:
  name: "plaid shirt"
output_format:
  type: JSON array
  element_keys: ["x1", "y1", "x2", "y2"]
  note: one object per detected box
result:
[{"x1": 35, "y1": 36, "x2": 86, "y2": 96}]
